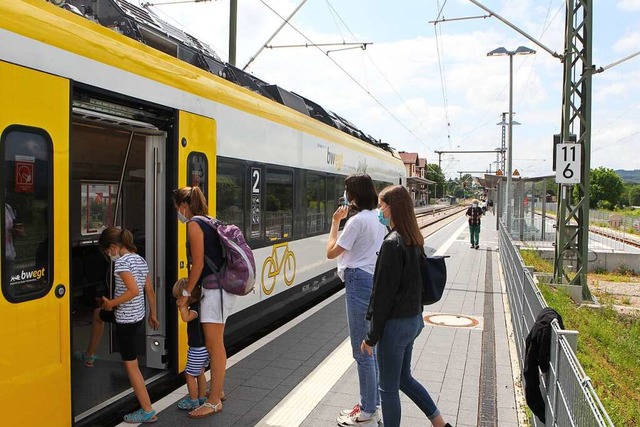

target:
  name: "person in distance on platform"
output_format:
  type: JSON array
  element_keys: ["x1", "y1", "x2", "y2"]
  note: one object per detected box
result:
[
  {"x1": 466, "y1": 199, "x2": 483, "y2": 249},
  {"x1": 362, "y1": 185, "x2": 453, "y2": 427},
  {"x1": 173, "y1": 186, "x2": 235, "y2": 419},
  {"x1": 172, "y1": 278, "x2": 209, "y2": 411},
  {"x1": 327, "y1": 173, "x2": 386, "y2": 427},
  {"x1": 97, "y1": 227, "x2": 159, "y2": 424}
]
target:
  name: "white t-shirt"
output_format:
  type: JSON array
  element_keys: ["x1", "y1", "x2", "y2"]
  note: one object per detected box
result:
[{"x1": 336, "y1": 209, "x2": 387, "y2": 280}]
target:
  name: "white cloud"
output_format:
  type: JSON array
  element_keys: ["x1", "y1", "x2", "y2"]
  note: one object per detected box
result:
[
  {"x1": 618, "y1": 0, "x2": 640, "y2": 11},
  {"x1": 613, "y1": 31, "x2": 640, "y2": 54}
]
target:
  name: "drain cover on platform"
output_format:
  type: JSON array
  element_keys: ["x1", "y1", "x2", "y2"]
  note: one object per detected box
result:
[{"x1": 424, "y1": 313, "x2": 482, "y2": 329}]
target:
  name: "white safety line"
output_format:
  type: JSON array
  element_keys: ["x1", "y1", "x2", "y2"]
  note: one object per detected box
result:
[
  {"x1": 118, "y1": 289, "x2": 346, "y2": 426},
  {"x1": 254, "y1": 339, "x2": 352, "y2": 427},
  {"x1": 433, "y1": 220, "x2": 469, "y2": 256}
]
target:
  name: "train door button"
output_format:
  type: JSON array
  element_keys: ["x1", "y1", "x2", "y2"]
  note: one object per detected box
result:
[{"x1": 55, "y1": 284, "x2": 66, "y2": 298}]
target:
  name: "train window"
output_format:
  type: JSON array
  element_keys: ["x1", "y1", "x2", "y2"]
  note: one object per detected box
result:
[
  {"x1": 187, "y1": 152, "x2": 208, "y2": 200},
  {"x1": 1, "y1": 127, "x2": 53, "y2": 302},
  {"x1": 265, "y1": 169, "x2": 293, "y2": 241},
  {"x1": 374, "y1": 180, "x2": 392, "y2": 193},
  {"x1": 216, "y1": 160, "x2": 246, "y2": 232},
  {"x1": 305, "y1": 172, "x2": 325, "y2": 235},
  {"x1": 80, "y1": 181, "x2": 118, "y2": 235}
]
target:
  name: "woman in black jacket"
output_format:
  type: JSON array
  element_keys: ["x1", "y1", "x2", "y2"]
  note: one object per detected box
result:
[{"x1": 361, "y1": 185, "x2": 452, "y2": 427}]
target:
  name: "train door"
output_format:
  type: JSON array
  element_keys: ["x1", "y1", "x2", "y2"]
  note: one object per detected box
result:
[
  {"x1": 0, "y1": 62, "x2": 71, "y2": 424},
  {"x1": 175, "y1": 111, "x2": 216, "y2": 371},
  {"x1": 68, "y1": 99, "x2": 169, "y2": 422}
]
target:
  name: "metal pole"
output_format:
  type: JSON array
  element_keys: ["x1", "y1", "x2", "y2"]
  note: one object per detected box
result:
[
  {"x1": 242, "y1": 0, "x2": 308, "y2": 70},
  {"x1": 229, "y1": 0, "x2": 237, "y2": 65},
  {"x1": 506, "y1": 53, "x2": 514, "y2": 234}
]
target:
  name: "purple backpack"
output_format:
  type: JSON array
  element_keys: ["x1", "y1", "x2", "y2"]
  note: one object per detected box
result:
[{"x1": 191, "y1": 216, "x2": 256, "y2": 295}]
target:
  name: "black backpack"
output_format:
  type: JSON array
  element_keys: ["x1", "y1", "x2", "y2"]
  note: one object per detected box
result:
[{"x1": 419, "y1": 249, "x2": 449, "y2": 305}]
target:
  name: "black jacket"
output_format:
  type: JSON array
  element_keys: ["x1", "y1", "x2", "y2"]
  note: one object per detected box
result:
[
  {"x1": 364, "y1": 230, "x2": 422, "y2": 346},
  {"x1": 523, "y1": 307, "x2": 565, "y2": 423}
]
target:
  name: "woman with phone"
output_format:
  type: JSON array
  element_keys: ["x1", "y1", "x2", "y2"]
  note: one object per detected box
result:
[{"x1": 326, "y1": 174, "x2": 386, "y2": 427}]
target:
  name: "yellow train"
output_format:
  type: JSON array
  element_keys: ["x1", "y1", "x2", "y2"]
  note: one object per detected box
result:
[{"x1": 0, "y1": 1, "x2": 406, "y2": 425}]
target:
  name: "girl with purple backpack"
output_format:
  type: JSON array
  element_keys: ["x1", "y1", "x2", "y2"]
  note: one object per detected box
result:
[{"x1": 173, "y1": 186, "x2": 235, "y2": 419}]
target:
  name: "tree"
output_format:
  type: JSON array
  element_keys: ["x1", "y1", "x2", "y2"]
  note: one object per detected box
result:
[
  {"x1": 574, "y1": 167, "x2": 624, "y2": 209},
  {"x1": 425, "y1": 164, "x2": 446, "y2": 198},
  {"x1": 627, "y1": 184, "x2": 640, "y2": 206}
]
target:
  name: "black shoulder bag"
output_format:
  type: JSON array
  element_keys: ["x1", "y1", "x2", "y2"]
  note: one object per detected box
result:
[{"x1": 419, "y1": 248, "x2": 449, "y2": 305}]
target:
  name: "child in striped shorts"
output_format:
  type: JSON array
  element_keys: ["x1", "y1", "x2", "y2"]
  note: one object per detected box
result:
[{"x1": 173, "y1": 279, "x2": 209, "y2": 411}]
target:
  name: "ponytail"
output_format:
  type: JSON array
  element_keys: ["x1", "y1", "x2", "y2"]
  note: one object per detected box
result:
[
  {"x1": 189, "y1": 186, "x2": 208, "y2": 216},
  {"x1": 172, "y1": 186, "x2": 208, "y2": 216},
  {"x1": 119, "y1": 229, "x2": 137, "y2": 253},
  {"x1": 98, "y1": 227, "x2": 137, "y2": 253}
]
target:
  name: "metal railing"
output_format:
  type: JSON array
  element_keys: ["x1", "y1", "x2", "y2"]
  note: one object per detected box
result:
[{"x1": 498, "y1": 221, "x2": 614, "y2": 426}]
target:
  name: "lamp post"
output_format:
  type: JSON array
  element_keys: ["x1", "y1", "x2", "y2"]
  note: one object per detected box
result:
[{"x1": 487, "y1": 46, "x2": 536, "y2": 233}]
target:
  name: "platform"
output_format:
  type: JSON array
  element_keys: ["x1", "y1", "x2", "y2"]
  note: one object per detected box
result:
[{"x1": 122, "y1": 215, "x2": 523, "y2": 426}]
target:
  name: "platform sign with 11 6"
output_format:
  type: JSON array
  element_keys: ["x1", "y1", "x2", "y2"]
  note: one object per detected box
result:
[{"x1": 555, "y1": 143, "x2": 581, "y2": 184}]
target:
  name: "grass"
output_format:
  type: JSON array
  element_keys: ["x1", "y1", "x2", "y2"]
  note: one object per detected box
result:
[
  {"x1": 520, "y1": 249, "x2": 554, "y2": 274},
  {"x1": 519, "y1": 249, "x2": 640, "y2": 425},
  {"x1": 538, "y1": 285, "x2": 640, "y2": 426}
]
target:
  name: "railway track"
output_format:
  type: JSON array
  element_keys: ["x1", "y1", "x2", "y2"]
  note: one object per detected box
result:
[
  {"x1": 536, "y1": 212, "x2": 640, "y2": 250},
  {"x1": 416, "y1": 205, "x2": 467, "y2": 231}
]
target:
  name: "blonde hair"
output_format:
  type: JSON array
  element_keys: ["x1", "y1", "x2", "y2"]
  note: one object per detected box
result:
[{"x1": 171, "y1": 278, "x2": 201, "y2": 303}]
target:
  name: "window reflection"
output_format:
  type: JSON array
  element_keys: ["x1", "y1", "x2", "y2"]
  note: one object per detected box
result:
[
  {"x1": 265, "y1": 169, "x2": 292, "y2": 240},
  {"x1": 2, "y1": 128, "x2": 52, "y2": 302}
]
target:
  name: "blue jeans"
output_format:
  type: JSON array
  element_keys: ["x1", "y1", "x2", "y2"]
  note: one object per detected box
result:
[
  {"x1": 344, "y1": 268, "x2": 380, "y2": 414},
  {"x1": 377, "y1": 314, "x2": 440, "y2": 427}
]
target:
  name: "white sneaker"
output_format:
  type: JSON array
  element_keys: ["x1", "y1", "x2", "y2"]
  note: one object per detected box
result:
[
  {"x1": 337, "y1": 406, "x2": 380, "y2": 426},
  {"x1": 339, "y1": 404, "x2": 360, "y2": 417}
]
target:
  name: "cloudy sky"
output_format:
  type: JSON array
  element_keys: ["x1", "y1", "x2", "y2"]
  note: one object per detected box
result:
[{"x1": 133, "y1": 0, "x2": 640, "y2": 180}]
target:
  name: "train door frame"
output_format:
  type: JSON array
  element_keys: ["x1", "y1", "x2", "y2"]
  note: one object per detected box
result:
[
  {"x1": 175, "y1": 111, "x2": 216, "y2": 372},
  {"x1": 0, "y1": 61, "x2": 71, "y2": 425},
  {"x1": 68, "y1": 97, "x2": 172, "y2": 422}
]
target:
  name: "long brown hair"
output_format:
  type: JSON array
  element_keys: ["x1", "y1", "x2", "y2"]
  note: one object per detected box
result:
[
  {"x1": 98, "y1": 227, "x2": 137, "y2": 253},
  {"x1": 345, "y1": 173, "x2": 377, "y2": 211},
  {"x1": 172, "y1": 186, "x2": 208, "y2": 216},
  {"x1": 379, "y1": 185, "x2": 424, "y2": 246}
]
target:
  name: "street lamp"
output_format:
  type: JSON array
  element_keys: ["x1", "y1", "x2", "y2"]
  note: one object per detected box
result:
[{"x1": 487, "y1": 46, "x2": 536, "y2": 233}]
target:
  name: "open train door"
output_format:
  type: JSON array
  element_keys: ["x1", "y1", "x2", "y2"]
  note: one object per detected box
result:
[
  {"x1": 0, "y1": 62, "x2": 71, "y2": 424},
  {"x1": 175, "y1": 111, "x2": 216, "y2": 370}
]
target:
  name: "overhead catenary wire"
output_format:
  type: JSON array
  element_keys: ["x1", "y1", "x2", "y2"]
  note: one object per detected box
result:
[
  {"x1": 258, "y1": 0, "x2": 432, "y2": 151},
  {"x1": 322, "y1": 0, "x2": 439, "y2": 146},
  {"x1": 433, "y1": 12, "x2": 452, "y2": 147}
]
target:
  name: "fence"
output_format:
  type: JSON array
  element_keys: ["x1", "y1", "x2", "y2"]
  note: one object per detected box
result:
[{"x1": 498, "y1": 221, "x2": 614, "y2": 426}]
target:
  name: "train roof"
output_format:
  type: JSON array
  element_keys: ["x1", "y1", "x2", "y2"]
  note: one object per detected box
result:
[{"x1": 55, "y1": 0, "x2": 397, "y2": 155}]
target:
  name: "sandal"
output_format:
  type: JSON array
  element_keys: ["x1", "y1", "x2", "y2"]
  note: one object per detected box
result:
[
  {"x1": 123, "y1": 408, "x2": 157, "y2": 424},
  {"x1": 73, "y1": 351, "x2": 98, "y2": 368},
  {"x1": 188, "y1": 402, "x2": 222, "y2": 419},
  {"x1": 177, "y1": 397, "x2": 200, "y2": 410},
  {"x1": 205, "y1": 390, "x2": 227, "y2": 401}
]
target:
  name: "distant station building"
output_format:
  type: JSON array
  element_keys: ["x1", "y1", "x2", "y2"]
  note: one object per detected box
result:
[{"x1": 399, "y1": 151, "x2": 434, "y2": 206}]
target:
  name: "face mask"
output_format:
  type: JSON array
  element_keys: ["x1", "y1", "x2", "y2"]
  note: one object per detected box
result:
[
  {"x1": 108, "y1": 247, "x2": 121, "y2": 262},
  {"x1": 342, "y1": 190, "x2": 350, "y2": 206},
  {"x1": 177, "y1": 208, "x2": 188, "y2": 224},
  {"x1": 377, "y1": 207, "x2": 390, "y2": 227},
  {"x1": 473, "y1": 203, "x2": 478, "y2": 208}
]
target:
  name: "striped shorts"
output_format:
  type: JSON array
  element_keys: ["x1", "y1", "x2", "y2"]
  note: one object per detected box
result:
[{"x1": 185, "y1": 346, "x2": 209, "y2": 377}]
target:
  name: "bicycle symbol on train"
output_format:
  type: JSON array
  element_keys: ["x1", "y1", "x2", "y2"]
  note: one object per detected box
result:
[{"x1": 261, "y1": 242, "x2": 297, "y2": 295}]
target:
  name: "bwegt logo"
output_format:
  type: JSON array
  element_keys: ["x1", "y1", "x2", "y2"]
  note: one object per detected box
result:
[{"x1": 11, "y1": 267, "x2": 46, "y2": 283}]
